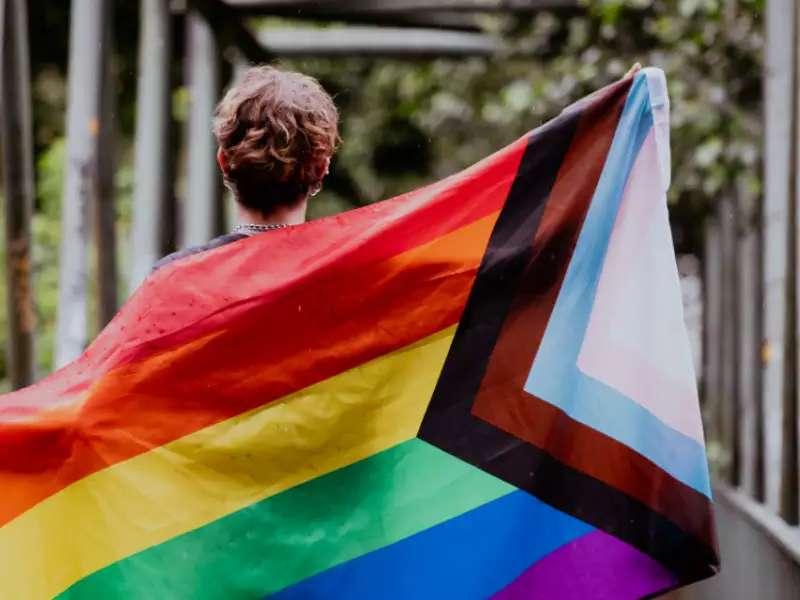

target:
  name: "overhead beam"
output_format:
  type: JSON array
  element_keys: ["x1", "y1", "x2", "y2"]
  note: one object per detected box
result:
[
  {"x1": 187, "y1": 0, "x2": 274, "y2": 63},
  {"x1": 223, "y1": 0, "x2": 578, "y2": 13},
  {"x1": 263, "y1": 10, "x2": 485, "y2": 31},
  {"x1": 317, "y1": 12, "x2": 483, "y2": 31},
  {"x1": 223, "y1": 2, "x2": 485, "y2": 31},
  {"x1": 190, "y1": 0, "x2": 513, "y2": 64},
  {"x1": 255, "y1": 25, "x2": 500, "y2": 58},
  {"x1": 222, "y1": 0, "x2": 579, "y2": 30}
]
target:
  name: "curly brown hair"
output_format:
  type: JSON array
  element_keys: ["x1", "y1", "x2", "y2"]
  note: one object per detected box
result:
[{"x1": 213, "y1": 65, "x2": 339, "y2": 214}]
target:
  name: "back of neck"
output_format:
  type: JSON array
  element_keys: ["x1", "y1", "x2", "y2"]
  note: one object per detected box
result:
[{"x1": 237, "y1": 198, "x2": 308, "y2": 227}]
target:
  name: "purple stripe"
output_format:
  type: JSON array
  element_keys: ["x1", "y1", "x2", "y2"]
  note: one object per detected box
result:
[{"x1": 492, "y1": 530, "x2": 677, "y2": 599}]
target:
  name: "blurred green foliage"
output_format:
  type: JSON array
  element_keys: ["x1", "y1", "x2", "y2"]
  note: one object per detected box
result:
[
  {"x1": 296, "y1": 0, "x2": 763, "y2": 253},
  {"x1": 0, "y1": 0, "x2": 762, "y2": 383}
]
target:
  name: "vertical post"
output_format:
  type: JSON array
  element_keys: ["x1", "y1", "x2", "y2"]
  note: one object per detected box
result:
[
  {"x1": 787, "y1": 0, "x2": 800, "y2": 524},
  {"x1": 719, "y1": 196, "x2": 740, "y2": 484},
  {"x1": 755, "y1": 210, "x2": 766, "y2": 502},
  {"x1": 737, "y1": 189, "x2": 764, "y2": 500},
  {"x1": 93, "y1": 1, "x2": 118, "y2": 329},
  {"x1": 703, "y1": 217, "x2": 722, "y2": 451},
  {"x1": 129, "y1": 0, "x2": 172, "y2": 289},
  {"x1": 762, "y1": 0, "x2": 795, "y2": 514},
  {"x1": 0, "y1": 0, "x2": 35, "y2": 387},
  {"x1": 183, "y1": 10, "x2": 221, "y2": 247},
  {"x1": 54, "y1": 0, "x2": 108, "y2": 368}
]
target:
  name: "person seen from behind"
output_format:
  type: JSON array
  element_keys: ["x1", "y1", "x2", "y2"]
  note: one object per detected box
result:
[{"x1": 154, "y1": 64, "x2": 339, "y2": 270}]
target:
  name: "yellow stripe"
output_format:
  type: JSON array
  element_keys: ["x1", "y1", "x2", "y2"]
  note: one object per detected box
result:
[{"x1": 0, "y1": 328, "x2": 455, "y2": 599}]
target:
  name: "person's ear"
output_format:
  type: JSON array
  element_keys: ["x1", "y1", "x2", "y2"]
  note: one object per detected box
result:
[{"x1": 216, "y1": 148, "x2": 229, "y2": 175}]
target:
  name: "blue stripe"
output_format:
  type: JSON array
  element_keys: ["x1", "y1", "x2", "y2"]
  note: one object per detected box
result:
[
  {"x1": 270, "y1": 490, "x2": 593, "y2": 599},
  {"x1": 523, "y1": 73, "x2": 711, "y2": 498}
]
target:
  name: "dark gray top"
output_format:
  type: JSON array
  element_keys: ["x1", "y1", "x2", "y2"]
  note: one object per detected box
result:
[{"x1": 151, "y1": 233, "x2": 247, "y2": 273}]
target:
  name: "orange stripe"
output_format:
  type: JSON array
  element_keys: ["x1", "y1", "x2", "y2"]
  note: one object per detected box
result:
[{"x1": 0, "y1": 213, "x2": 499, "y2": 527}]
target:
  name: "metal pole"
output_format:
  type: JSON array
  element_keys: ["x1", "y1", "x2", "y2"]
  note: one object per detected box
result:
[
  {"x1": 737, "y1": 187, "x2": 764, "y2": 501},
  {"x1": 719, "y1": 196, "x2": 740, "y2": 485},
  {"x1": 703, "y1": 218, "x2": 722, "y2": 448},
  {"x1": 93, "y1": 0, "x2": 118, "y2": 329},
  {"x1": 763, "y1": 0, "x2": 796, "y2": 515},
  {"x1": 129, "y1": 0, "x2": 172, "y2": 289},
  {"x1": 54, "y1": 0, "x2": 108, "y2": 368},
  {"x1": 183, "y1": 10, "x2": 221, "y2": 247},
  {"x1": 0, "y1": 0, "x2": 35, "y2": 386},
  {"x1": 785, "y1": 0, "x2": 800, "y2": 524}
]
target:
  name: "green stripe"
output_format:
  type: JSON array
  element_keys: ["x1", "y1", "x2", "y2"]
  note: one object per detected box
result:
[{"x1": 59, "y1": 439, "x2": 513, "y2": 599}]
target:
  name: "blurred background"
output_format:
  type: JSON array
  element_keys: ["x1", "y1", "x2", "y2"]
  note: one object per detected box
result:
[
  {"x1": 2, "y1": 1, "x2": 798, "y2": 598},
  {"x1": 0, "y1": 0, "x2": 763, "y2": 379}
]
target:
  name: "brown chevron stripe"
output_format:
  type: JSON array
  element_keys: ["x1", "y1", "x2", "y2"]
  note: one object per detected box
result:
[
  {"x1": 475, "y1": 385, "x2": 717, "y2": 550},
  {"x1": 474, "y1": 434, "x2": 719, "y2": 584}
]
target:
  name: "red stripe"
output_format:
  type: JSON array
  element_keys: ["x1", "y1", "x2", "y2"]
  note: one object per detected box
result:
[
  {"x1": 0, "y1": 135, "x2": 527, "y2": 418},
  {"x1": 0, "y1": 135, "x2": 528, "y2": 524}
]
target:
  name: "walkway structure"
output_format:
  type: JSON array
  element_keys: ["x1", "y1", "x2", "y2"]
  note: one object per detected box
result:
[
  {"x1": 689, "y1": 0, "x2": 800, "y2": 597},
  {"x1": 50, "y1": 0, "x2": 578, "y2": 366}
]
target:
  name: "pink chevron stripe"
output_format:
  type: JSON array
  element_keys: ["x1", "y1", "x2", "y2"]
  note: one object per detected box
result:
[
  {"x1": 492, "y1": 530, "x2": 677, "y2": 599},
  {"x1": 576, "y1": 131, "x2": 705, "y2": 444}
]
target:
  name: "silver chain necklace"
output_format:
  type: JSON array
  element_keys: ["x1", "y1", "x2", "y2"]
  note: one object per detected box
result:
[{"x1": 233, "y1": 223, "x2": 289, "y2": 236}]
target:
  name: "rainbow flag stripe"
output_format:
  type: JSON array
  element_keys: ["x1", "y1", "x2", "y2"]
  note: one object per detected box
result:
[{"x1": 0, "y1": 69, "x2": 718, "y2": 599}]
